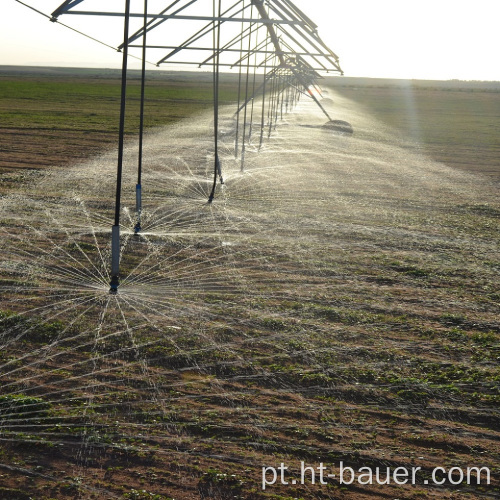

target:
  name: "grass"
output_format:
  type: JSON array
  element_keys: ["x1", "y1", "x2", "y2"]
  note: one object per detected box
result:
[
  {"x1": 0, "y1": 67, "x2": 240, "y2": 173},
  {"x1": 0, "y1": 78, "x2": 236, "y2": 132}
]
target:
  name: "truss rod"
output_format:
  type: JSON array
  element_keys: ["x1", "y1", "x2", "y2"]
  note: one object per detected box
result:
[
  {"x1": 63, "y1": 11, "x2": 306, "y2": 26},
  {"x1": 158, "y1": 61, "x2": 331, "y2": 70},
  {"x1": 272, "y1": 17, "x2": 337, "y2": 71},
  {"x1": 251, "y1": 0, "x2": 333, "y2": 120},
  {"x1": 276, "y1": 25, "x2": 330, "y2": 71},
  {"x1": 272, "y1": 5, "x2": 342, "y2": 70},
  {"x1": 129, "y1": 45, "x2": 328, "y2": 58},
  {"x1": 121, "y1": 0, "x2": 191, "y2": 48},
  {"x1": 198, "y1": 21, "x2": 266, "y2": 68},
  {"x1": 51, "y1": 0, "x2": 85, "y2": 18},
  {"x1": 229, "y1": 32, "x2": 270, "y2": 68},
  {"x1": 277, "y1": 0, "x2": 317, "y2": 30},
  {"x1": 155, "y1": 0, "x2": 247, "y2": 64}
]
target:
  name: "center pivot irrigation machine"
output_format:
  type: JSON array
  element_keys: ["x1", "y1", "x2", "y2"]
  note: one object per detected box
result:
[{"x1": 46, "y1": 0, "x2": 348, "y2": 293}]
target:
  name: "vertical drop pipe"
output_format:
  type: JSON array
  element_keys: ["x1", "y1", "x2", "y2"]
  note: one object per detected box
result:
[
  {"x1": 285, "y1": 75, "x2": 291, "y2": 113},
  {"x1": 279, "y1": 71, "x2": 286, "y2": 120},
  {"x1": 135, "y1": 0, "x2": 148, "y2": 234},
  {"x1": 258, "y1": 36, "x2": 270, "y2": 150},
  {"x1": 275, "y1": 70, "x2": 282, "y2": 125},
  {"x1": 240, "y1": 4, "x2": 253, "y2": 172},
  {"x1": 267, "y1": 56, "x2": 278, "y2": 138},
  {"x1": 234, "y1": 2, "x2": 245, "y2": 159},
  {"x1": 110, "y1": 0, "x2": 131, "y2": 294},
  {"x1": 247, "y1": 26, "x2": 259, "y2": 143},
  {"x1": 208, "y1": 0, "x2": 222, "y2": 203}
]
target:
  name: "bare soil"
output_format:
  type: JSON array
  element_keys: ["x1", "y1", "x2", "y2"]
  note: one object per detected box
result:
[{"x1": 0, "y1": 68, "x2": 498, "y2": 500}]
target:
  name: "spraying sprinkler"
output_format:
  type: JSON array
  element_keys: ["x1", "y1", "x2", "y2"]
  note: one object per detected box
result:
[
  {"x1": 48, "y1": 0, "x2": 346, "y2": 293},
  {"x1": 322, "y1": 120, "x2": 354, "y2": 135},
  {"x1": 109, "y1": 224, "x2": 120, "y2": 294},
  {"x1": 134, "y1": 183, "x2": 142, "y2": 233},
  {"x1": 109, "y1": 276, "x2": 119, "y2": 294},
  {"x1": 208, "y1": 153, "x2": 222, "y2": 204}
]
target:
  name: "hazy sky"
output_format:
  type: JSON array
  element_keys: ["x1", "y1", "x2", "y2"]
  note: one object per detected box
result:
[{"x1": 2, "y1": 0, "x2": 499, "y2": 81}]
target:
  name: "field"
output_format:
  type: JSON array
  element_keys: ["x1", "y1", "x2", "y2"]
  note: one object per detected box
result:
[
  {"x1": 0, "y1": 66, "x2": 240, "y2": 174},
  {"x1": 0, "y1": 67, "x2": 499, "y2": 499},
  {"x1": 327, "y1": 76, "x2": 500, "y2": 180}
]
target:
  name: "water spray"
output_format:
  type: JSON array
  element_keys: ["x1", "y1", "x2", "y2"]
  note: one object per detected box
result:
[{"x1": 49, "y1": 0, "x2": 347, "y2": 289}]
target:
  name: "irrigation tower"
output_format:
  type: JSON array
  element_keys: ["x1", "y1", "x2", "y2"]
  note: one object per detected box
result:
[{"x1": 48, "y1": 0, "x2": 345, "y2": 293}]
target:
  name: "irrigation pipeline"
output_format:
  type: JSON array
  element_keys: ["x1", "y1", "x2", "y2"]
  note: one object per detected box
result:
[{"x1": 46, "y1": 0, "x2": 345, "y2": 294}]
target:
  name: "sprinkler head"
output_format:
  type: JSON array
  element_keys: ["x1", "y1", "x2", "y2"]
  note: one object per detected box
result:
[
  {"x1": 109, "y1": 275, "x2": 119, "y2": 294},
  {"x1": 322, "y1": 120, "x2": 353, "y2": 135},
  {"x1": 134, "y1": 223, "x2": 142, "y2": 234}
]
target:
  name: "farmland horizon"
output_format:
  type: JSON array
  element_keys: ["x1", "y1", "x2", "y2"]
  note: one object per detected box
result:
[
  {"x1": 2, "y1": 64, "x2": 498, "y2": 183},
  {"x1": 2, "y1": 64, "x2": 500, "y2": 85}
]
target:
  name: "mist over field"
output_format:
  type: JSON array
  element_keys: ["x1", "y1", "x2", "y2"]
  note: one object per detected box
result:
[{"x1": 0, "y1": 68, "x2": 499, "y2": 499}]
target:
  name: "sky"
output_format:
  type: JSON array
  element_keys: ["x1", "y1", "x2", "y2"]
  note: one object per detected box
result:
[{"x1": 1, "y1": 0, "x2": 499, "y2": 81}]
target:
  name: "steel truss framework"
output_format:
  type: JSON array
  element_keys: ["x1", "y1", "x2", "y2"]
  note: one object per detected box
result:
[{"x1": 50, "y1": 0, "x2": 345, "y2": 292}]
